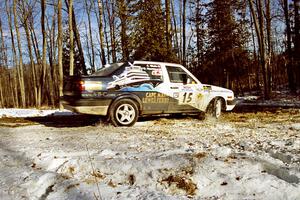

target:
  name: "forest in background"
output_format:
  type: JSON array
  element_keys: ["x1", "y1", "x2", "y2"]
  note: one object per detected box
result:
[{"x1": 0, "y1": 0, "x2": 299, "y2": 108}]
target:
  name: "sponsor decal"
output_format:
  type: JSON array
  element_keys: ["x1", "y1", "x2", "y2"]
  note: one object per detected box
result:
[
  {"x1": 151, "y1": 69, "x2": 162, "y2": 76},
  {"x1": 173, "y1": 92, "x2": 179, "y2": 99},
  {"x1": 107, "y1": 66, "x2": 151, "y2": 90},
  {"x1": 203, "y1": 85, "x2": 212, "y2": 91},
  {"x1": 197, "y1": 93, "x2": 203, "y2": 99},
  {"x1": 181, "y1": 86, "x2": 193, "y2": 92},
  {"x1": 84, "y1": 81, "x2": 102, "y2": 90},
  {"x1": 142, "y1": 92, "x2": 169, "y2": 103},
  {"x1": 82, "y1": 92, "x2": 116, "y2": 98},
  {"x1": 120, "y1": 83, "x2": 155, "y2": 92}
]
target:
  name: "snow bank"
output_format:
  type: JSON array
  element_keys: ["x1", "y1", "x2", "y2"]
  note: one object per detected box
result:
[{"x1": 0, "y1": 109, "x2": 75, "y2": 118}]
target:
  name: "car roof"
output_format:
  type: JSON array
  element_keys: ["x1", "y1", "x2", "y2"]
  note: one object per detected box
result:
[{"x1": 133, "y1": 61, "x2": 183, "y2": 67}]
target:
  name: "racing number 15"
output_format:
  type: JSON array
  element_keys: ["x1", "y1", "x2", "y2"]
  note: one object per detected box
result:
[{"x1": 183, "y1": 92, "x2": 193, "y2": 103}]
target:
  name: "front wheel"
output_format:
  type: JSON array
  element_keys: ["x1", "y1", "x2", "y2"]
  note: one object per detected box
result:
[
  {"x1": 207, "y1": 98, "x2": 223, "y2": 119},
  {"x1": 109, "y1": 99, "x2": 139, "y2": 126}
]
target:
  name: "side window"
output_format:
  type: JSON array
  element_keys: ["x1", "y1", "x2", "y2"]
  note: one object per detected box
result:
[{"x1": 166, "y1": 66, "x2": 196, "y2": 84}]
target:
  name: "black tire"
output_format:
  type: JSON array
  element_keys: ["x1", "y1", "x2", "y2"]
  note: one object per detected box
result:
[
  {"x1": 109, "y1": 99, "x2": 139, "y2": 126},
  {"x1": 207, "y1": 98, "x2": 222, "y2": 119}
]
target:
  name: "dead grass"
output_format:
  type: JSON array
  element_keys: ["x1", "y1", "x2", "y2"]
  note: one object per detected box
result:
[
  {"x1": 162, "y1": 175, "x2": 197, "y2": 195},
  {"x1": 91, "y1": 171, "x2": 106, "y2": 179},
  {"x1": 193, "y1": 152, "x2": 207, "y2": 159},
  {"x1": 0, "y1": 117, "x2": 37, "y2": 127},
  {"x1": 223, "y1": 109, "x2": 300, "y2": 126}
]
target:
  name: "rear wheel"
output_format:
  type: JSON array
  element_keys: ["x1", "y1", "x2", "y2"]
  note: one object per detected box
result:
[{"x1": 109, "y1": 99, "x2": 139, "y2": 126}]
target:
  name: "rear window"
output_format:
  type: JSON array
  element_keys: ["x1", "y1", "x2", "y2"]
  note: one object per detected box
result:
[{"x1": 92, "y1": 63, "x2": 125, "y2": 76}]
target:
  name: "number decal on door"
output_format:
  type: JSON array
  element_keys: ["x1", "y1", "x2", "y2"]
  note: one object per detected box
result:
[{"x1": 183, "y1": 92, "x2": 193, "y2": 103}]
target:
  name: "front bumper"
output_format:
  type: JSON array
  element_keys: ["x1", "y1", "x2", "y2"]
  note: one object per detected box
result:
[{"x1": 226, "y1": 99, "x2": 237, "y2": 111}]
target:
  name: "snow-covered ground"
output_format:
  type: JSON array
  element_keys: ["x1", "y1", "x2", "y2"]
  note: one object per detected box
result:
[{"x1": 0, "y1": 109, "x2": 300, "y2": 199}]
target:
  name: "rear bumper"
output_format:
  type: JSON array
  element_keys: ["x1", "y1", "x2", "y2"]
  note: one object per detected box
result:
[{"x1": 61, "y1": 98, "x2": 111, "y2": 116}]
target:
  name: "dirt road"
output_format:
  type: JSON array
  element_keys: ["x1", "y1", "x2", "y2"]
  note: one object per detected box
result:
[{"x1": 0, "y1": 110, "x2": 300, "y2": 199}]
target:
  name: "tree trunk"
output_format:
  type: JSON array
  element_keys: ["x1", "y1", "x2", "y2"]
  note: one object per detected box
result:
[
  {"x1": 84, "y1": 23, "x2": 93, "y2": 71},
  {"x1": 250, "y1": 12, "x2": 260, "y2": 90},
  {"x1": 68, "y1": 0, "x2": 74, "y2": 76},
  {"x1": 65, "y1": 0, "x2": 87, "y2": 75},
  {"x1": 22, "y1": 5, "x2": 39, "y2": 106},
  {"x1": 283, "y1": 0, "x2": 295, "y2": 91},
  {"x1": 248, "y1": 0, "x2": 270, "y2": 99},
  {"x1": 102, "y1": 0, "x2": 111, "y2": 63},
  {"x1": 182, "y1": 0, "x2": 186, "y2": 66},
  {"x1": 265, "y1": 0, "x2": 272, "y2": 95},
  {"x1": 0, "y1": 76, "x2": 3, "y2": 107},
  {"x1": 0, "y1": 19, "x2": 7, "y2": 68},
  {"x1": 13, "y1": 0, "x2": 26, "y2": 107},
  {"x1": 118, "y1": 0, "x2": 129, "y2": 61},
  {"x1": 96, "y1": 0, "x2": 107, "y2": 65},
  {"x1": 171, "y1": 0, "x2": 179, "y2": 57},
  {"x1": 58, "y1": 0, "x2": 64, "y2": 109},
  {"x1": 106, "y1": 0, "x2": 117, "y2": 63},
  {"x1": 41, "y1": 0, "x2": 47, "y2": 106},
  {"x1": 85, "y1": 0, "x2": 96, "y2": 72},
  {"x1": 294, "y1": 0, "x2": 300, "y2": 87},
  {"x1": 47, "y1": 8, "x2": 57, "y2": 106},
  {"x1": 165, "y1": 0, "x2": 171, "y2": 50}
]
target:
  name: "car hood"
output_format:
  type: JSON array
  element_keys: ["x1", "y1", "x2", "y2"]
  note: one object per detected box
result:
[{"x1": 202, "y1": 84, "x2": 234, "y2": 94}]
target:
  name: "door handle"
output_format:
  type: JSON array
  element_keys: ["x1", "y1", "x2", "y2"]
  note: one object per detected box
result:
[{"x1": 171, "y1": 87, "x2": 179, "y2": 89}]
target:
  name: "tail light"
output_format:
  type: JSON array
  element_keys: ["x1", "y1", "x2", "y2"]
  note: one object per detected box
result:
[{"x1": 77, "y1": 80, "x2": 85, "y2": 91}]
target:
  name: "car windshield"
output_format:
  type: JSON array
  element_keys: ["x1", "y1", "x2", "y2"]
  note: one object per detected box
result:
[{"x1": 91, "y1": 62, "x2": 125, "y2": 76}]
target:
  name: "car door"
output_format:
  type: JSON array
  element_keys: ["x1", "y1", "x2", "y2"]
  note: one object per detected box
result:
[
  {"x1": 129, "y1": 63, "x2": 170, "y2": 114},
  {"x1": 163, "y1": 65, "x2": 203, "y2": 113}
]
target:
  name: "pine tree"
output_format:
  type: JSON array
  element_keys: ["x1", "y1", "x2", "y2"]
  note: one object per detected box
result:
[
  {"x1": 206, "y1": 0, "x2": 249, "y2": 88},
  {"x1": 132, "y1": 0, "x2": 177, "y2": 62}
]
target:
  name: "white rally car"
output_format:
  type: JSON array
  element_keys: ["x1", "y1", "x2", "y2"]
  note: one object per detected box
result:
[{"x1": 62, "y1": 61, "x2": 236, "y2": 126}]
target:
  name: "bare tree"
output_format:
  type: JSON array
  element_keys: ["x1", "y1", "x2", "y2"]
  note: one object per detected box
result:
[
  {"x1": 65, "y1": 0, "x2": 87, "y2": 75},
  {"x1": 20, "y1": 0, "x2": 40, "y2": 106},
  {"x1": 294, "y1": 0, "x2": 300, "y2": 87},
  {"x1": 248, "y1": 0, "x2": 270, "y2": 99},
  {"x1": 171, "y1": 0, "x2": 179, "y2": 57},
  {"x1": 265, "y1": 0, "x2": 272, "y2": 94},
  {"x1": 94, "y1": 0, "x2": 107, "y2": 65},
  {"x1": 84, "y1": 0, "x2": 96, "y2": 71},
  {"x1": 13, "y1": 0, "x2": 26, "y2": 107},
  {"x1": 165, "y1": 0, "x2": 172, "y2": 50},
  {"x1": 182, "y1": 0, "x2": 187, "y2": 66},
  {"x1": 58, "y1": 0, "x2": 64, "y2": 109},
  {"x1": 283, "y1": 0, "x2": 295, "y2": 91},
  {"x1": 106, "y1": 0, "x2": 117, "y2": 63},
  {"x1": 41, "y1": 0, "x2": 47, "y2": 105},
  {"x1": 68, "y1": 0, "x2": 74, "y2": 76}
]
